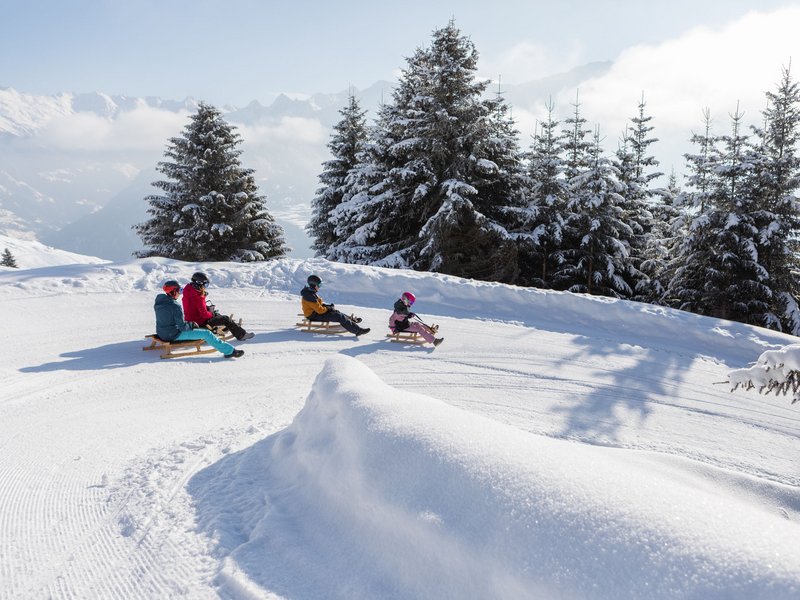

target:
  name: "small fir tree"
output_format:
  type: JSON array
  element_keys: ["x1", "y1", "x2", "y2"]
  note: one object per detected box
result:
[
  {"x1": 135, "y1": 102, "x2": 287, "y2": 262},
  {"x1": 1, "y1": 248, "x2": 18, "y2": 268}
]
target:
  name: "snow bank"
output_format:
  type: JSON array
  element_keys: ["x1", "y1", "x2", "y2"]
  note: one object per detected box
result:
[{"x1": 189, "y1": 356, "x2": 800, "y2": 600}]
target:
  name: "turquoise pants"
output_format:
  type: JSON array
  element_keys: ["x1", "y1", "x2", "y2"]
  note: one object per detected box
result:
[{"x1": 176, "y1": 329, "x2": 235, "y2": 355}]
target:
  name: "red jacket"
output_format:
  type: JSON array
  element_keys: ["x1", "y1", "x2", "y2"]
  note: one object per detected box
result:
[{"x1": 182, "y1": 283, "x2": 213, "y2": 325}]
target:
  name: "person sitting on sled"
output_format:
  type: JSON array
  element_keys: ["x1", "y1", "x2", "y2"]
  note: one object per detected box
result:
[
  {"x1": 155, "y1": 280, "x2": 244, "y2": 358},
  {"x1": 300, "y1": 274, "x2": 370, "y2": 336},
  {"x1": 389, "y1": 291, "x2": 443, "y2": 346},
  {"x1": 182, "y1": 271, "x2": 254, "y2": 341}
]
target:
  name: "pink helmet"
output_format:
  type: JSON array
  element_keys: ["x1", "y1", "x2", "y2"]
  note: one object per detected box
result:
[{"x1": 401, "y1": 291, "x2": 416, "y2": 306}]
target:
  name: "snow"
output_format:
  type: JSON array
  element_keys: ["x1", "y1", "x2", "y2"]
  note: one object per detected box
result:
[
  {"x1": 0, "y1": 233, "x2": 109, "y2": 270},
  {"x1": 1, "y1": 253, "x2": 799, "y2": 599}
]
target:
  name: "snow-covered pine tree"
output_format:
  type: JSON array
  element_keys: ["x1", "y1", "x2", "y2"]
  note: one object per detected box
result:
[
  {"x1": 705, "y1": 106, "x2": 773, "y2": 325},
  {"x1": 643, "y1": 169, "x2": 684, "y2": 302},
  {"x1": 554, "y1": 92, "x2": 595, "y2": 281},
  {"x1": 307, "y1": 92, "x2": 368, "y2": 256},
  {"x1": 552, "y1": 127, "x2": 634, "y2": 297},
  {"x1": 416, "y1": 84, "x2": 526, "y2": 282},
  {"x1": 135, "y1": 102, "x2": 287, "y2": 262},
  {"x1": 748, "y1": 65, "x2": 800, "y2": 333},
  {"x1": 326, "y1": 108, "x2": 393, "y2": 264},
  {"x1": 330, "y1": 21, "x2": 524, "y2": 282},
  {"x1": 561, "y1": 91, "x2": 593, "y2": 183},
  {"x1": 666, "y1": 109, "x2": 719, "y2": 313},
  {"x1": 667, "y1": 107, "x2": 772, "y2": 324},
  {"x1": 614, "y1": 95, "x2": 659, "y2": 300},
  {"x1": 511, "y1": 99, "x2": 567, "y2": 287},
  {"x1": 1, "y1": 248, "x2": 18, "y2": 268}
]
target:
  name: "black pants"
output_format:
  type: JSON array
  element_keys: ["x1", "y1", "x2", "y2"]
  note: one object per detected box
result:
[
  {"x1": 206, "y1": 314, "x2": 247, "y2": 339},
  {"x1": 308, "y1": 309, "x2": 360, "y2": 334}
]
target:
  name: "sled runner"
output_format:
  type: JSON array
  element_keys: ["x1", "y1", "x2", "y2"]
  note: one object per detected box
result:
[
  {"x1": 386, "y1": 323, "x2": 439, "y2": 345},
  {"x1": 386, "y1": 330, "x2": 425, "y2": 344},
  {"x1": 142, "y1": 335, "x2": 218, "y2": 359},
  {"x1": 295, "y1": 314, "x2": 348, "y2": 334}
]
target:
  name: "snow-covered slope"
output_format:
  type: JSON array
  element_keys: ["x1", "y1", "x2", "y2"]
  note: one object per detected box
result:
[
  {"x1": 0, "y1": 233, "x2": 108, "y2": 269},
  {"x1": 1, "y1": 257, "x2": 798, "y2": 599}
]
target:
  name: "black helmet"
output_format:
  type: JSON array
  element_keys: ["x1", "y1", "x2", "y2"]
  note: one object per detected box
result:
[
  {"x1": 307, "y1": 274, "x2": 322, "y2": 288},
  {"x1": 162, "y1": 280, "x2": 181, "y2": 295},
  {"x1": 191, "y1": 272, "x2": 209, "y2": 286}
]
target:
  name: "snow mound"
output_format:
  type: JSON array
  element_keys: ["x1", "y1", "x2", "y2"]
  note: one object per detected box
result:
[{"x1": 189, "y1": 355, "x2": 800, "y2": 600}]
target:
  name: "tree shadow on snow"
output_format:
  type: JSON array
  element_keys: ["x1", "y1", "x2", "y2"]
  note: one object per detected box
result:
[{"x1": 549, "y1": 334, "x2": 698, "y2": 442}]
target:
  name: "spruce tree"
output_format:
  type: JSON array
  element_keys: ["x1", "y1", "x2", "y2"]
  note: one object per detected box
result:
[
  {"x1": 135, "y1": 102, "x2": 287, "y2": 262},
  {"x1": 707, "y1": 107, "x2": 772, "y2": 324},
  {"x1": 561, "y1": 91, "x2": 593, "y2": 182},
  {"x1": 667, "y1": 108, "x2": 773, "y2": 324},
  {"x1": 325, "y1": 112, "x2": 393, "y2": 263},
  {"x1": 666, "y1": 109, "x2": 720, "y2": 313},
  {"x1": 552, "y1": 128, "x2": 633, "y2": 297},
  {"x1": 327, "y1": 21, "x2": 524, "y2": 282},
  {"x1": 643, "y1": 170, "x2": 683, "y2": 303},
  {"x1": 308, "y1": 93, "x2": 368, "y2": 256},
  {"x1": 1, "y1": 248, "x2": 18, "y2": 268},
  {"x1": 512, "y1": 99, "x2": 566, "y2": 287},
  {"x1": 749, "y1": 65, "x2": 800, "y2": 333},
  {"x1": 614, "y1": 95, "x2": 659, "y2": 299}
]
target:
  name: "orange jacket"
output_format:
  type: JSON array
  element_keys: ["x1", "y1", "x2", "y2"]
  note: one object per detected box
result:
[{"x1": 300, "y1": 285, "x2": 329, "y2": 318}]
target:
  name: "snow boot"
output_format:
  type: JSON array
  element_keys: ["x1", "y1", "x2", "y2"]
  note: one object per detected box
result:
[
  {"x1": 433, "y1": 338, "x2": 444, "y2": 347},
  {"x1": 225, "y1": 349, "x2": 245, "y2": 358},
  {"x1": 355, "y1": 327, "x2": 371, "y2": 337},
  {"x1": 238, "y1": 332, "x2": 255, "y2": 341}
]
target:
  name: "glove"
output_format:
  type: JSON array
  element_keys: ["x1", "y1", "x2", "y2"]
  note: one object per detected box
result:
[
  {"x1": 324, "y1": 303, "x2": 335, "y2": 310},
  {"x1": 409, "y1": 312, "x2": 416, "y2": 318}
]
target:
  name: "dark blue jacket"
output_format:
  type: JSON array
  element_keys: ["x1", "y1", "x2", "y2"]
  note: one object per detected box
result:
[{"x1": 154, "y1": 293, "x2": 193, "y2": 341}]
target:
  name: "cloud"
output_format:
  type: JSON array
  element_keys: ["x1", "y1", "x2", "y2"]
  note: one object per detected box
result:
[
  {"x1": 479, "y1": 40, "x2": 584, "y2": 85},
  {"x1": 513, "y1": 7, "x2": 798, "y2": 179},
  {"x1": 36, "y1": 105, "x2": 191, "y2": 151},
  {"x1": 239, "y1": 117, "x2": 328, "y2": 146}
]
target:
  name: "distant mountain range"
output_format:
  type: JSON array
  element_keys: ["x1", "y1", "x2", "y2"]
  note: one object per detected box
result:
[{"x1": 0, "y1": 61, "x2": 611, "y2": 261}]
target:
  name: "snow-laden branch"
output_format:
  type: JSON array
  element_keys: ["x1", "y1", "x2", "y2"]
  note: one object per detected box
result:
[{"x1": 728, "y1": 345, "x2": 800, "y2": 404}]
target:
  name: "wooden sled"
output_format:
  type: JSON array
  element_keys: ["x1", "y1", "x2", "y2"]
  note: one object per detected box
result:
[
  {"x1": 295, "y1": 314, "x2": 347, "y2": 335},
  {"x1": 143, "y1": 334, "x2": 218, "y2": 359},
  {"x1": 386, "y1": 323, "x2": 439, "y2": 345}
]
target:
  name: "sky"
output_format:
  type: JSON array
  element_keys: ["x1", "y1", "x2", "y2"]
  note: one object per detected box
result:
[
  {"x1": 1, "y1": 240, "x2": 799, "y2": 598},
  {"x1": 2, "y1": 0, "x2": 798, "y2": 106}
]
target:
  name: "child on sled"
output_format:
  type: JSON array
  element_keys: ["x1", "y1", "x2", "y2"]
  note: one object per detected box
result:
[{"x1": 389, "y1": 291, "x2": 443, "y2": 346}]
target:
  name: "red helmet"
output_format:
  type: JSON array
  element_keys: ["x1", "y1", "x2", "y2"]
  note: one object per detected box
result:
[
  {"x1": 401, "y1": 291, "x2": 416, "y2": 306},
  {"x1": 162, "y1": 280, "x2": 181, "y2": 295}
]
